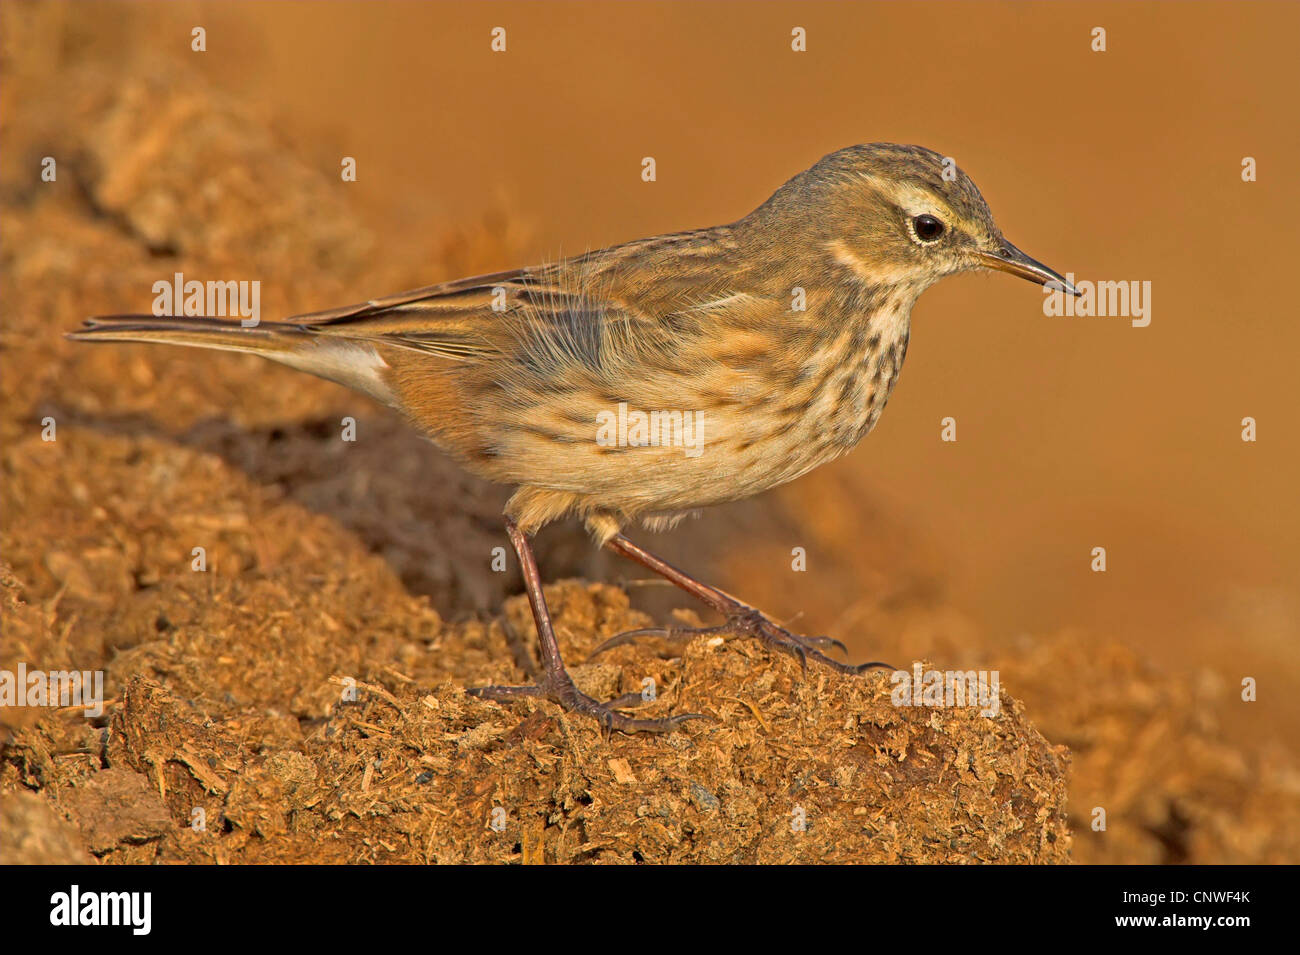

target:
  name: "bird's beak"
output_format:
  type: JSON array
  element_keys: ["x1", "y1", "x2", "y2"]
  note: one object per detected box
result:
[{"x1": 976, "y1": 241, "x2": 1080, "y2": 296}]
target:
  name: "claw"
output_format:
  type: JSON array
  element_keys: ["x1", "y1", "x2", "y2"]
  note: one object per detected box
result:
[
  {"x1": 739, "y1": 614, "x2": 891, "y2": 676},
  {"x1": 586, "y1": 627, "x2": 675, "y2": 660},
  {"x1": 586, "y1": 623, "x2": 731, "y2": 661},
  {"x1": 853, "y1": 660, "x2": 896, "y2": 673},
  {"x1": 805, "y1": 634, "x2": 849, "y2": 655},
  {"x1": 467, "y1": 677, "x2": 708, "y2": 735}
]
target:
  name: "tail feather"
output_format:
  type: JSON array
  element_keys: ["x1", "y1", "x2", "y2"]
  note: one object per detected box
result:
[{"x1": 68, "y1": 314, "x2": 397, "y2": 406}]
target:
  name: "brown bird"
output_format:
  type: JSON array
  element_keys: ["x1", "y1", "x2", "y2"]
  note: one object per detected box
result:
[{"x1": 71, "y1": 143, "x2": 1077, "y2": 733}]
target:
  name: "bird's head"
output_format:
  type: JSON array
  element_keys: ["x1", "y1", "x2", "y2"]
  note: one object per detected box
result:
[{"x1": 752, "y1": 143, "x2": 1078, "y2": 297}]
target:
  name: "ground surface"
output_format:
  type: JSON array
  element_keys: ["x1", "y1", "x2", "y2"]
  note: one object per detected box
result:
[{"x1": 2, "y1": 1, "x2": 1297, "y2": 864}]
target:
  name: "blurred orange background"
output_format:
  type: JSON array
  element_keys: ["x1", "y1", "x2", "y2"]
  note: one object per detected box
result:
[{"x1": 9, "y1": 1, "x2": 1299, "y2": 745}]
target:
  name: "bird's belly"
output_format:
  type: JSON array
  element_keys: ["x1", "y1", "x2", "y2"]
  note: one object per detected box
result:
[{"x1": 474, "y1": 311, "x2": 912, "y2": 517}]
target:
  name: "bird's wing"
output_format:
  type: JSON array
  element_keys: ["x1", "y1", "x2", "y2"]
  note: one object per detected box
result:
[
  {"x1": 289, "y1": 258, "x2": 671, "y2": 367},
  {"x1": 289, "y1": 224, "x2": 756, "y2": 367}
]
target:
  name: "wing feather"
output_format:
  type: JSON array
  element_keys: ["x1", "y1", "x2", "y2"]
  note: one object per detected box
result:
[{"x1": 286, "y1": 227, "x2": 746, "y2": 367}]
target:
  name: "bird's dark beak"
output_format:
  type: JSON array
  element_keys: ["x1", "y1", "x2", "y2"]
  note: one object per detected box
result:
[{"x1": 977, "y1": 242, "x2": 1080, "y2": 296}]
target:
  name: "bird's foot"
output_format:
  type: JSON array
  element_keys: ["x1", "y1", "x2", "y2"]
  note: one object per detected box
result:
[
  {"x1": 732, "y1": 609, "x2": 892, "y2": 674},
  {"x1": 466, "y1": 670, "x2": 708, "y2": 735},
  {"x1": 590, "y1": 607, "x2": 892, "y2": 676},
  {"x1": 602, "y1": 533, "x2": 894, "y2": 678}
]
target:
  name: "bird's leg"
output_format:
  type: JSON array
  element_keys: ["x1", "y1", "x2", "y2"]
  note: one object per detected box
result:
[
  {"x1": 595, "y1": 533, "x2": 892, "y2": 675},
  {"x1": 466, "y1": 518, "x2": 707, "y2": 734}
]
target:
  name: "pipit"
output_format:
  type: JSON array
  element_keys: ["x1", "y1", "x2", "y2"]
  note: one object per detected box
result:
[{"x1": 72, "y1": 143, "x2": 1077, "y2": 733}]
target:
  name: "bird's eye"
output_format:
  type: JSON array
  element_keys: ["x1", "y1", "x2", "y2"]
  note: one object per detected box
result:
[{"x1": 911, "y1": 214, "x2": 945, "y2": 243}]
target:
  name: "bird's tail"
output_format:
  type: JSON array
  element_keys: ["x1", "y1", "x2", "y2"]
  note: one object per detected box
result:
[
  {"x1": 68, "y1": 315, "x2": 397, "y2": 406},
  {"x1": 69, "y1": 314, "x2": 305, "y2": 354}
]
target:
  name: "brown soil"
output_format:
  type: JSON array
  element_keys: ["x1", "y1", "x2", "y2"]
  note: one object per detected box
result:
[{"x1": 2, "y1": 1, "x2": 1296, "y2": 865}]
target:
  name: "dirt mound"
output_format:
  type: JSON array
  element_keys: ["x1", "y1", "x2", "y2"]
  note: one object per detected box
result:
[{"x1": 2, "y1": 3, "x2": 1296, "y2": 864}]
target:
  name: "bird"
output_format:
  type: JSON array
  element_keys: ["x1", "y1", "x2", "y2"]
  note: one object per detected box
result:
[{"x1": 70, "y1": 143, "x2": 1078, "y2": 734}]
